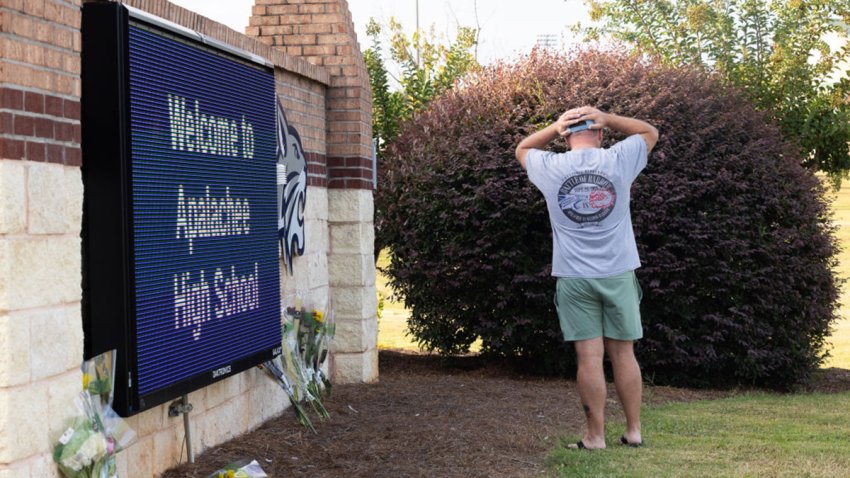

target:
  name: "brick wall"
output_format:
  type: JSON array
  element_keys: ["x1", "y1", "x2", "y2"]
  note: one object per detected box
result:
[
  {"x1": 249, "y1": 0, "x2": 373, "y2": 190},
  {"x1": 276, "y1": 69, "x2": 328, "y2": 187},
  {"x1": 0, "y1": 0, "x2": 82, "y2": 166},
  {"x1": 0, "y1": 88, "x2": 81, "y2": 165}
]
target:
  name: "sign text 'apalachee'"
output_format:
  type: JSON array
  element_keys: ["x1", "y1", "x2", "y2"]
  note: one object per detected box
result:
[{"x1": 176, "y1": 185, "x2": 251, "y2": 254}]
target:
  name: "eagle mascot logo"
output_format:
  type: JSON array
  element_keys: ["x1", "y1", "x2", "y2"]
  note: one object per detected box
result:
[{"x1": 276, "y1": 100, "x2": 307, "y2": 274}]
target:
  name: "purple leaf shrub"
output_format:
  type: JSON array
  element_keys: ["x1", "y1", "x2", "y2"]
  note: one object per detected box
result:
[{"x1": 377, "y1": 49, "x2": 841, "y2": 389}]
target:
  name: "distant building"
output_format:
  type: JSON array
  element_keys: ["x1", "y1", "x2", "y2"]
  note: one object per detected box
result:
[{"x1": 537, "y1": 34, "x2": 559, "y2": 49}]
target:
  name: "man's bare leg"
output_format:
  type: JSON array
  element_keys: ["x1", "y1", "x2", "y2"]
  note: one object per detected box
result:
[
  {"x1": 573, "y1": 337, "x2": 607, "y2": 449},
  {"x1": 604, "y1": 338, "x2": 642, "y2": 445}
]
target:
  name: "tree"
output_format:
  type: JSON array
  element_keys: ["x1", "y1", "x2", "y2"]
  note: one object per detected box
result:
[
  {"x1": 363, "y1": 20, "x2": 403, "y2": 161},
  {"x1": 365, "y1": 17, "x2": 480, "y2": 254},
  {"x1": 578, "y1": 0, "x2": 850, "y2": 181},
  {"x1": 364, "y1": 18, "x2": 479, "y2": 160}
]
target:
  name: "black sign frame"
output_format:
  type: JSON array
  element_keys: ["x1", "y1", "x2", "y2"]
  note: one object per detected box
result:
[{"x1": 81, "y1": 3, "x2": 281, "y2": 416}]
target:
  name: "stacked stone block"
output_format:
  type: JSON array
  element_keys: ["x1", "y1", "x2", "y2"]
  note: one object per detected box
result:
[{"x1": 0, "y1": 1, "x2": 84, "y2": 475}]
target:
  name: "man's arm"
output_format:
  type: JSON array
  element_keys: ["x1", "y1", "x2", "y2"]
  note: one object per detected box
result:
[
  {"x1": 515, "y1": 107, "x2": 658, "y2": 168},
  {"x1": 515, "y1": 111, "x2": 572, "y2": 169},
  {"x1": 569, "y1": 106, "x2": 659, "y2": 151}
]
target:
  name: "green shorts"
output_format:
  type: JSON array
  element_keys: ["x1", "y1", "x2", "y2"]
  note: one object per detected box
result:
[{"x1": 553, "y1": 270, "x2": 643, "y2": 342}]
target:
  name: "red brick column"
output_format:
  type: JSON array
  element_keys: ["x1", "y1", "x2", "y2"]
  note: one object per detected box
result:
[{"x1": 248, "y1": 0, "x2": 373, "y2": 189}]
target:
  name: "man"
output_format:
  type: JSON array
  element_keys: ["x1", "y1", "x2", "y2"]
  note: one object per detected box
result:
[{"x1": 515, "y1": 106, "x2": 658, "y2": 450}]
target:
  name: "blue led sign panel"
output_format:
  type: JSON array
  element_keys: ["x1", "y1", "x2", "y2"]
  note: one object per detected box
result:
[{"x1": 127, "y1": 24, "x2": 280, "y2": 398}]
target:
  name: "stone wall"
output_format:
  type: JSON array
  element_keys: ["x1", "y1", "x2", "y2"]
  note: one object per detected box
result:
[
  {"x1": 0, "y1": 0, "x2": 376, "y2": 475},
  {"x1": 0, "y1": 0, "x2": 86, "y2": 474}
]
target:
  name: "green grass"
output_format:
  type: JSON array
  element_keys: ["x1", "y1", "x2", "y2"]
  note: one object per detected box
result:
[
  {"x1": 548, "y1": 392, "x2": 850, "y2": 478},
  {"x1": 376, "y1": 250, "x2": 421, "y2": 350}
]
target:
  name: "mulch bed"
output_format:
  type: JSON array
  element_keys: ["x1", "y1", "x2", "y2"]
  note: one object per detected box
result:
[{"x1": 161, "y1": 350, "x2": 850, "y2": 478}]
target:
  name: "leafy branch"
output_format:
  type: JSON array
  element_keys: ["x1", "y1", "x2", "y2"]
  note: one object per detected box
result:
[{"x1": 580, "y1": 0, "x2": 850, "y2": 181}]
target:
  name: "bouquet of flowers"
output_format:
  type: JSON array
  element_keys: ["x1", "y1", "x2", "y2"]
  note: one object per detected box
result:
[
  {"x1": 300, "y1": 308, "x2": 334, "y2": 399},
  {"x1": 54, "y1": 350, "x2": 136, "y2": 478},
  {"x1": 262, "y1": 295, "x2": 335, "y2": 432},
  {"x1": 261, "y1": 349, "x2": 313, "y2": 432},
  {"x1": 53, "y1": 415, "x2": 108, "y2": 478}
]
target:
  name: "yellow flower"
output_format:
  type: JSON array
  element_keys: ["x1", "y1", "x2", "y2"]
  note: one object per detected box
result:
[
  {"x1": 313, "y1": 310, "x2": 324, "y2": 323},
  {"x1": 82, "y1": 373, "x2": 91, "y2": 389}
]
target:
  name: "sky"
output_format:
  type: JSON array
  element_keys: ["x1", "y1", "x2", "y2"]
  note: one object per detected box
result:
[{"x1": 168, "y1": 0, "x2": 592, "y2": 65}]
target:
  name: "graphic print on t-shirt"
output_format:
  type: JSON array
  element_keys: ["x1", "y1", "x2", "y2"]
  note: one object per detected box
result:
[{"x1": 557, "y1": 171, "x2": 617, "y2": 224}]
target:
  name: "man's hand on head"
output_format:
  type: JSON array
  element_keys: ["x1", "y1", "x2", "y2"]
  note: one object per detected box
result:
[
  {"x1": 562, "y1": 106, "x2": 608, "y2": 131},
  {"x1": 554, "y1": 111, "x2": 574, "y2": 138},
  {"x1": 516, "y1": 104, "x2": 655, "y2": 168}
]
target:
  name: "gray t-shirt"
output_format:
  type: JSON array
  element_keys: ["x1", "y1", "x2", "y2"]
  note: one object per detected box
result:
[{"x1": 526, "y1": 134, "x2": 647, "y2": 278}]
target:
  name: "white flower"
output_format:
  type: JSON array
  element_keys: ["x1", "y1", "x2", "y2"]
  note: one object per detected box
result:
[
  {"x1": 61, "y1": 453, "x2": 84, "y2": 472},
  {"x1": 60, "y1": 428, "x2": 101, "y2": 472},
  {"x1": 75, "y1": 432, "x2": 107, "y2": 467}
]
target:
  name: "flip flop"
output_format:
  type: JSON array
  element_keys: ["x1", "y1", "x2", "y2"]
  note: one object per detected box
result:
[
  {"x1": 566, "y1": 440, "x2": 587, "y2": 450},
  {"x1": 619, "y1": 435, "x2": 643, "y2": 448},
  {"x1": 566, "y1": 440, "x2": 601, "y2": 450}
]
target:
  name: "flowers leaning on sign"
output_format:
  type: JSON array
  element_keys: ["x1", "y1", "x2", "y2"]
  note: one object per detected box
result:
[
  {"x1": 54, "y1": 350, "x2": 136, "y2": 478},
  {"x1": 299, "y1": 307, "x2": 334, "y2": 405},
  {"x1": 261, "y1": 298, "x2": 335, "y2": 433}
]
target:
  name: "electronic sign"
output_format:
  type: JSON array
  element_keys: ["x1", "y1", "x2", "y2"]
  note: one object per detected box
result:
[{"x1": 81, "y1": 3, "x2": 281, "y2": 415}]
